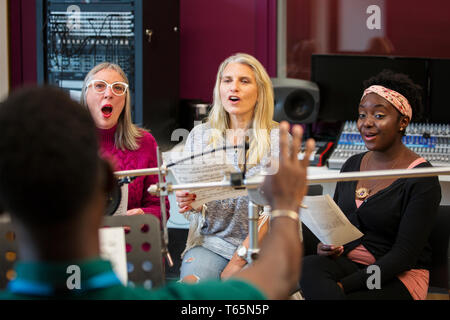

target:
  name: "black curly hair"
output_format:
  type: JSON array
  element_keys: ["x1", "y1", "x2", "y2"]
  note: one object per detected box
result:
[
  {"x1": 363, "y1": 69, "x2": 424, "y2": 121},
  {"x1": 0, "y1": 86, "x2": 111, "y2": 225}
]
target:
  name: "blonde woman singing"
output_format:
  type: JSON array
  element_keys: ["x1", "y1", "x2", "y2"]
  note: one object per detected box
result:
[{"x1": 176, "y1": 53, "x2": 279, "y2": 282}]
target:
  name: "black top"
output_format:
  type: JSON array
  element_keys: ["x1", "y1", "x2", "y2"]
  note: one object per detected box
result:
[{"x1": 334, "y1": 152, "x2": 442, "y2": 293}]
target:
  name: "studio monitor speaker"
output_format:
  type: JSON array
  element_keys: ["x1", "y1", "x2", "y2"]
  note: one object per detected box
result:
[{"x1": 271, "y1": 78, "x2": 320, "y2": 124}]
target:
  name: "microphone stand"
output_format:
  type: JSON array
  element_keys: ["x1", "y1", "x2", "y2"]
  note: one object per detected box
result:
[
  {"x1": 247, "y1": 201, "x2": 260, "y2": 263},
  {"x1": 229, "y1": 137, "x2": 261, "y2": 264},
  {"x1": 161, "y1": 166, "x2": 450, "y2": 192},
  {"x1": 114, "y1": 149, "x2": 173, "y2": 267},
  {"x1": 242, "y1": 137, "x2": 261, "y2": 264},
  {"x1": 156, "y1": 147, "x2": 173, "y2": 267}
]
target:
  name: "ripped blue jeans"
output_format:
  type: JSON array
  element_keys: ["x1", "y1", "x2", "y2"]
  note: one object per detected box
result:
[{"x1": 179, "y1": 246, "x2": 229, "y2": 282}]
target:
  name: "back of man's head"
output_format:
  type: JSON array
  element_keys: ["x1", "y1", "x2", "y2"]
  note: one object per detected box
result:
[{"x1": 0, "y1": 86, "x2": 102, "y2": 226}]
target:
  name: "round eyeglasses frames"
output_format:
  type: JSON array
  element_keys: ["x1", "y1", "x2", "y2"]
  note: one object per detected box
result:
[{"x1": 88, "y1": 79, "x2": 129, "y2": 96}]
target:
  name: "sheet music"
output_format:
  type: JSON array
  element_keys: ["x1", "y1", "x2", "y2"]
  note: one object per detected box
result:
[
  {"x1": 99, "y1": 227, "x2": 128, "y2": 285},
  {"x1": 300, "y1": 194, "x2": 363, "y2": 246},
  {"x1": 163, "y1": 151, "x2": 247, "y2": 209}
]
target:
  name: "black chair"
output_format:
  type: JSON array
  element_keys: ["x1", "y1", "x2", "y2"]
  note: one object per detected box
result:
[
  {"x1": 428, "y1": 205, "x2": 450, "y2": 296},
  {"x1": 0, "y1": 215, "x2": 164, "y2": 291}
]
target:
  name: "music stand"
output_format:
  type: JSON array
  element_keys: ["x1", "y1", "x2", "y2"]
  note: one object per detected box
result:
[
  {"x1": 0, "y1": 216, "x2": 17, "y2": 290},
  {"x1": 0, "y1": 214, "x2": 164, "y2": 291},
  {"x1": 102, "y1": 215, "x2": 164, "y2": 290}
]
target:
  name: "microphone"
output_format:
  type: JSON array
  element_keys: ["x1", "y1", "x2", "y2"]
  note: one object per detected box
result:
[
  {"x1": 118, "y1": 176, "x2": 137, "y2": 186},
  {"x1": 105, "y1": 176, "x2": 137, "y2": 216},
  {"x1": 242, "y1": 136, "x2": 250, "y2": 179},
  {"x1": 105, "y1": 181, "x2": 122, "y2": 216}
]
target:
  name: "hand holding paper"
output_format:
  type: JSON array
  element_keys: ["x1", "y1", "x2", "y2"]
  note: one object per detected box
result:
[{"x1": 300, "y1": 194, "x2": 363, "y2": 246}]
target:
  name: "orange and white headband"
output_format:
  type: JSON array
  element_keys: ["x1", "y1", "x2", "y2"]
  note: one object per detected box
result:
[{"x1": 361, "y1": 85, "x2": 412, "y2": 120}]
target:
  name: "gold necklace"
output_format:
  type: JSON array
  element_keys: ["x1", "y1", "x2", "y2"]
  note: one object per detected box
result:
[{"x1": 355, "y1": 151, "x2": 402, "y2": 200}]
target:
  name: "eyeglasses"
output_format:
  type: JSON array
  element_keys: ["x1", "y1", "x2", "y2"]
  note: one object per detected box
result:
[{"x1": 88, "y1": 79, "x2": 129, "y2": 96}]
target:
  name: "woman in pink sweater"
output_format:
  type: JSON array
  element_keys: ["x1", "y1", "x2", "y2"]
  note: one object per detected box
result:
[{"x1": 80, "y1": 62, "x2": 169, "y2": 221}]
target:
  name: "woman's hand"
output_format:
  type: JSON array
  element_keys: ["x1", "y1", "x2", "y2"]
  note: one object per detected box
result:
[
  {"x1": 221, "y1": 258, "x2": 247, "y2": 280},
  {"x1": 221, "y1": 217, "x2": 270, "y2": 279},
  {"x1": 125, "y1": 208, "x2": 145, "y2": 230},
  {"x1": 175, "y1": 190, "x2": 198, "y2": 213},
  {"x1": 317, "y1": 242, "x2": 344, "y2": 258},
  {"x1": 126, "y1": 208, "x2": 145, "y2": 215}
]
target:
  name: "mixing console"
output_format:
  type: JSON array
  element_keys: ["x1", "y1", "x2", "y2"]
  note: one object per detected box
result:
[
  {"x1": 298, "y1": 140, "x2": 334, "y2": 166},
  {"x1": 328, "y1": 121, "x2": 450, "y2": 169}
]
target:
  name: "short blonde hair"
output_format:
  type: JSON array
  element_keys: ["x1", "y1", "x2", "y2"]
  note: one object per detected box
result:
[
  {"x1": 80, "y1": 62, "x2": 142, "y2": 151},
  {"x1": 207, "y1": 53, "x2": 276, "y2": 165}
]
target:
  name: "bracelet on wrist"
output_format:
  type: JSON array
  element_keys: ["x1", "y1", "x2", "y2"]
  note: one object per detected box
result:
[{"x1": 270, "y1": 209, "x2": 299, "y2": 222}]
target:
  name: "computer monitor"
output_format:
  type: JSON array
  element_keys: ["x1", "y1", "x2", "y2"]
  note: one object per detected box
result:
[
  {"x1": 311, "y1": 54, "x2": 429, "y2": 123},
  {"x1": 429, "y1": 58, "x2": 450, "y2": 124}
]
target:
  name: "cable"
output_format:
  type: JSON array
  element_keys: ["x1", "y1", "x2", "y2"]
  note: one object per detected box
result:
[
  {"x1": 242, "y1": 137, "x2": 249, "y2": 178},
  {"x1": 165, "y1": 144, "x2": 249, "y2": 169}
]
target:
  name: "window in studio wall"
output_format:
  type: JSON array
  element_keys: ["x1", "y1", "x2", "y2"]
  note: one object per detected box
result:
[{"x1": 279, "y1": 0, "x2": 450, "y2": 81}]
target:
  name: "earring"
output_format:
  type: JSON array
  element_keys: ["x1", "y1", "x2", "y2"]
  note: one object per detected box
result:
[{"x1": 400, "y1": 127, "x2": 404, "y2": 132}]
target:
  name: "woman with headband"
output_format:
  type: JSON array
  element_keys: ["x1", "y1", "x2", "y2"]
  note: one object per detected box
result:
[{"x1": 300, "y1": 70, "x2": 441, "y2": 300}]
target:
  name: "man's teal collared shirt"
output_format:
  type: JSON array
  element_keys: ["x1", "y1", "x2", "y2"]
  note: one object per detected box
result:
[{"x1": 0, "y1": 258, "x2": 265, "y2": 300}]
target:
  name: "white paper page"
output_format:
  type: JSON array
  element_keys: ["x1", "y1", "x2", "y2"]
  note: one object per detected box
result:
[
  {"x1": 300, "y1": 194, "x2": 363, "y2": 246},
  {"x1": 99, "y1": 227, "x2": 128, "y2": 285},
  {"x1": 163, "y1": 151, "x2": 247, "y2": 208}
]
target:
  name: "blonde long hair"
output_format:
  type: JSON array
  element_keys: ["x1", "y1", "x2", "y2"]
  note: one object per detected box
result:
[
  {"x1": 207, "y1": 53, "x2": 276, "y2": 165},
  {"x1": 80, "y1": 62, "x2": 142, "y2": 151}
]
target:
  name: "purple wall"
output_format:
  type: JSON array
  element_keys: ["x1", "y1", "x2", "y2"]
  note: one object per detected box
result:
[
  {"x1": 10, "y1": 0, "x2": 37, "y2": 90},
  {"x1": 10, "y1": 0, "x2": 277, "y2": 101},
  {"x1": 179, "y1": 0, "x2": 277, "y2": 102}
]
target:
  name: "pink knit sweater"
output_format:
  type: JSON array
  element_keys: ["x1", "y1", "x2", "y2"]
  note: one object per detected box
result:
[{"x1": 97, "y1": 125, "x2": 169, "y2": 222}]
